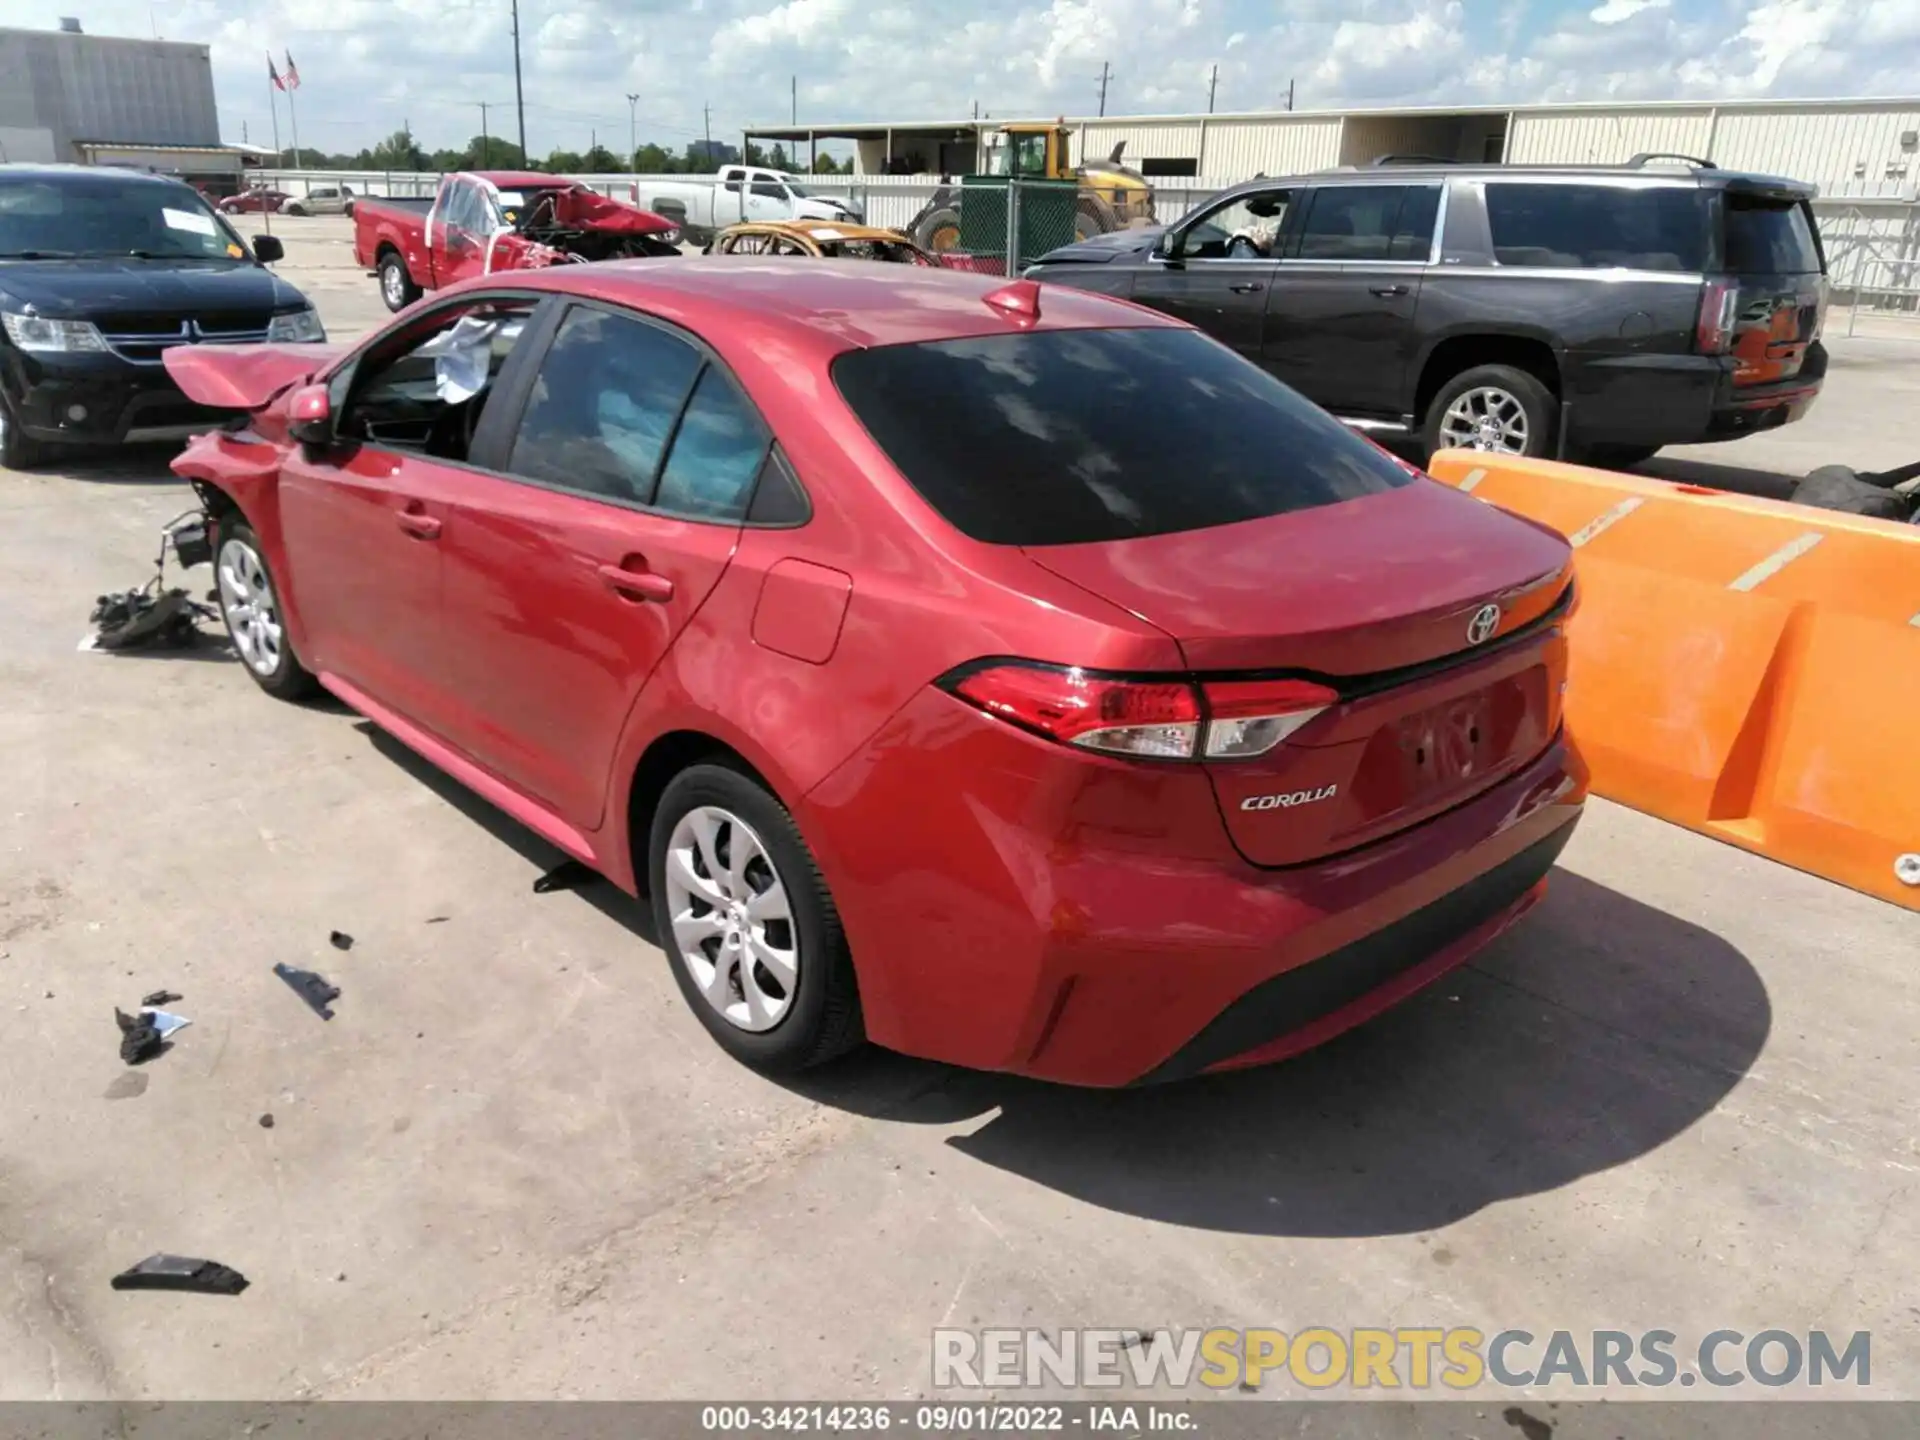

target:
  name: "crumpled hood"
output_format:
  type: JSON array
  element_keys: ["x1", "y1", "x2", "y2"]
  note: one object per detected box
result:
[{"x1": 546, "y1": 187, "x2": 680, "y2": 236}]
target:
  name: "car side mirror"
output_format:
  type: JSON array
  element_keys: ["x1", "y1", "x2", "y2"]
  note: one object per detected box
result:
[
  {"x1": 253, "y1": 234, "x2": 285, "y2": 264},
  {"x1": 288, "y1": 383, "x2": 333, "y2": 445},
  {"x1": 1157, "y1": 231, "x2": 1183, "y2": 265}
]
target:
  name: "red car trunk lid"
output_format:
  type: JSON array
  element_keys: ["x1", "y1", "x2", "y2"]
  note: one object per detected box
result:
[{"x1": 1024, "y1": 481, "x2": 1574, "y2": 866}]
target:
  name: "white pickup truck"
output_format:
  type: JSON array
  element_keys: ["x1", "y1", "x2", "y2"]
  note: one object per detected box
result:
[{"x1": 632, "y1": 165, "x2": 862, "y2": 247}]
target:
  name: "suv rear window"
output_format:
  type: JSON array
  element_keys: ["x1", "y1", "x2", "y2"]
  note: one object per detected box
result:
[
  {"x1": 1724, "y1": 196, "x2": 1822, "y2": 275},
  {"x1": 1485, "y1": 183, "x2": 1707, "y2": 273},
  {"x1": 830, "y1": 327, "x2": 1415, "y2": 546}
]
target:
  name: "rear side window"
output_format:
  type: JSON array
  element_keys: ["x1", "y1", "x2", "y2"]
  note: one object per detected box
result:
[
  {"x1": 654, "y1": 367, "x2": 772, "y2": 521},
  {"x1": 831, "y1": 326, "x2": 1415, "y2": 546},
  {"x1": 507, "y1": 307, "x2": 701, "y2": 504},
  {"x1": 1295, "y1": 185, "x2": 1438, "y2": 262},
  {"x1": 1485, "y1": 183, "x2": 1707, "y2": 272},
  {"x1": 1724, "y1": 196, "x2": 1822, "y2": 274}
]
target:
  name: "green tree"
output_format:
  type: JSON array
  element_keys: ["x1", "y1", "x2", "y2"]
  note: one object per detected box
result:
[
  {"x1": 633, "y1": 142, "x2": 676, "y2": 173},
  {"x1": 545, "y1": 148, "x2": 585, "y2": 174},
  {"x1": 466, "y1": 135, "x2": 526, "y2": 170},
  {"x1": 581, "y1": 144, "x2": 621, "y2": 173},
  {"x1": 369, "y1": 127, "x2": 428, "y2": 171}
]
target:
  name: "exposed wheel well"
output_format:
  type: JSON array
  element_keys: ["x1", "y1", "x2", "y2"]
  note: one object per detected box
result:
[
  {"x1": 375, "y1": 243, "x2": 402, "y2": 263},
  {"x1": 192, "y1": 480, "x2": 243, "y2": 528},
  {"x1": 624, "y1": 731, "x2": 773, "y2": 891},
  {"x1": 1415, "y1": 335, "x2": 1562, "y2": 424}
]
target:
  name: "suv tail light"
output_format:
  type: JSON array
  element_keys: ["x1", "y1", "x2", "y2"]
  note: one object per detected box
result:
[
  {"x1": 1696, "y1": 277, "x2": 1738, "y2": 355},
  {"x1": 944, "y1": 663, "x2": 1338, "y2": 761}
]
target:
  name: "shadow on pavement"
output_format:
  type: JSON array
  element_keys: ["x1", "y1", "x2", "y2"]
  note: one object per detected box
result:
[
  {"x1": 353, "y1": 719, "x2": 661, "y2": 948},
  {"x1": 795, "y1": 868, "x2": 1771, "y2": 1239},
  {"x1": 37, "y1": 441, "x2": 186, "y2": 484}
]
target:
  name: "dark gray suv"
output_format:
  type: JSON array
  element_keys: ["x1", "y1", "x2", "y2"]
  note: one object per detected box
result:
[{"x1": 1023, "y1": 156, "x2": 1830, "y2": 465}]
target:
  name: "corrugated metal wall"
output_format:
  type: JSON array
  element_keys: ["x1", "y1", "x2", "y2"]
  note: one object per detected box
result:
[
  {"x1": 1505, "y1": 107, "x2": 1715, "y2": 167},
  {"x1": 1713, "y1": 106, "x2": 1920, "y2": 198},
  {"x1": 1073, "y1": 120, "x2": 1202, "y2": 166},
  {"x1": 0, "y1": 30, "x2": 218, "y2": 160},
  {"x1": 1194, "y1": 116, "x2": 1341, "y2": 179}
]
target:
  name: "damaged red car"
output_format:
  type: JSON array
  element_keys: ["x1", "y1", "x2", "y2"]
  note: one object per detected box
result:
[
  {"x1": 164, "y1": 260, "x2": 1586, "y2": 1086},
  {"x1": 352, "y1": 170, "x2": 682, "y2": 311}
]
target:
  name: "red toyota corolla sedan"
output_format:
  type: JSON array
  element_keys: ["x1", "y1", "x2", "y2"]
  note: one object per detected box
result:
[{"x1": 165, "y1": 260, "x2": 1586, "y2": 1086}]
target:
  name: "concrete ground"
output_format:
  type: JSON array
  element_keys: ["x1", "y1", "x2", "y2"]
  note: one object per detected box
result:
[{"x1": 1, "y1": 217, "x2": 1917, "y2": 1414}]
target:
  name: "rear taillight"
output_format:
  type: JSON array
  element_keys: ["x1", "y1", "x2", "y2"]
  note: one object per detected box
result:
[
  {"x1": 1696, "y1": 277, "x2": 1738, "y2": 355},
  {"x1": 1200, "y1": 677, "x2": 1339, "y2": 758},
  {"x1": 944, "y1": 663, "x2": 1337, "y2": 761}
]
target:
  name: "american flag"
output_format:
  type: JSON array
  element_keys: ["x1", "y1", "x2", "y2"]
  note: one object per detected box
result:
[
  {"x1": 284, "y1": 51, "x2": 301, "y2": 89},
  {"x1": 267, "y1": 52, "x2": 284, "y2": 91}
]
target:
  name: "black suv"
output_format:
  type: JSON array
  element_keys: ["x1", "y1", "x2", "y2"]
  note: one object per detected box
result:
[
  {"x1": 1023, "y1": 157, "x2": 1829, "y2": 465},
  {"x1": 0, "y1": 164, "x2": 323, "y2": 470}
]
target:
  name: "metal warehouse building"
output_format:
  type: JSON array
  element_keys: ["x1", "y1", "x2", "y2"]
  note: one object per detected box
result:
[
  {"x1": 748, "y1": 96, "x2": 1920, "y2": 200},
  {"x1": 0, "y1": 21, "x2": 243, "y2": 189}
]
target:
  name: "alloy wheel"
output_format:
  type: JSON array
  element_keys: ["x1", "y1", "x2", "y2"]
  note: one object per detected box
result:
[
  {"x1": 382, "y1": 263, "x2": 406, "y2": 308},
  {"x1": 662, "y1": 805, "x2": 799, "y2": 1033},
  {"x1": 216, "y1": 536, "x2": 284, "y2": 677},
  {"x1": 1439, "y1": 386, "x2": 1531, "y2": 454}
]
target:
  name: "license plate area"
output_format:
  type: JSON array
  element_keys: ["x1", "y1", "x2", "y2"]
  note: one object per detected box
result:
[{"x1": 1346, "y1": 673, "x2": 1541, "y2": 822}]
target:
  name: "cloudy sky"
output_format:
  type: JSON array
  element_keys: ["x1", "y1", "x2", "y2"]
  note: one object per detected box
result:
[{"x1": 4, "y1": 0, "x2": 1915, "y2": 156}]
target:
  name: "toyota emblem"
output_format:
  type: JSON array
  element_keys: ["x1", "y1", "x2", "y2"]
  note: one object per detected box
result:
[{"x1": 1466, "y1": 604, "x2": 1501, "y2": 645}]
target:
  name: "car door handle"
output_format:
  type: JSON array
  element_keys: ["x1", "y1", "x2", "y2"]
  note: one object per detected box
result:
[
  {"x1": 1228, "y1": 282, "x2": 1264, "y2": 293},
  {"x1": 1369, "y1": 284, "x2": 1410, "y2": 298},
  {"x1": 396, "y1": 511, "x2": 441, "y2": 540},
  {"x1": 597, "y1": 563, "x2": 674, "y2": 603}
]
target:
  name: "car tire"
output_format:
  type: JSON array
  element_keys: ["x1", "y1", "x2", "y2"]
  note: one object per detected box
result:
[
  {"x1": 914, "y1": 208, "x2": 962, "y2": 254},
  {"x1": 1423, "y1": 364, "x2": 1558, "y2": 460},
  {"x1": 649, "y1": 762, "x2": 863, "y2": 1074},
  {"x1": 214, "y1": 520, "x2": 320, "y2": 700},
  {"x1": 378, "y1": 252, "x2": 420, "y2": 312},
  {"x1": 284, "y1": 203, "x2": 308, "y2": 217},
  {"x1": 1578, "y1": 442, "x2": 1661, "y2": 470},
  {"x1": 0, "y1": 395, "x2": 44, "y2": 471}
]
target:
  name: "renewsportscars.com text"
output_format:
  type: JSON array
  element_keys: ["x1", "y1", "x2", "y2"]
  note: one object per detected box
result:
[{"x1": 932, "y1": 1327, "x2": 1871, "y2": 1392}]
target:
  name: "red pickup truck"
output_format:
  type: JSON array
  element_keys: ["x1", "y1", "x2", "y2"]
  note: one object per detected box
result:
[{"x1": 352, "y1": 170, "x2": 682, "y2": 311}]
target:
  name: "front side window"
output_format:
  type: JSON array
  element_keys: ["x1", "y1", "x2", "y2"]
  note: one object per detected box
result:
[
  {"x1": 1178, "y1": 188, "x2": 1293, "y2": 260},
  {"x1": 0, "y1": 175, "x2": 247, "y2": 261},
  {"x1": 338, "y1": 298, "x2": 539, "y2": 461},
  {"x1": 1485, "y1": 182, "x2": 1707, "y2": 272}
]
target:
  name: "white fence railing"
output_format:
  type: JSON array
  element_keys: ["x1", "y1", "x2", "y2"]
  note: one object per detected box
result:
[{"x1": 254, "y1": 169, "x2": 1920, "y2": 311}]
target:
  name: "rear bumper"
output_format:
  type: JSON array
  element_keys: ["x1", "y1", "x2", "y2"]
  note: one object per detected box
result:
[
  {"x1": 799, "y1": 690, "x2": 1588, "y2": 1087},
  {"x1": 1565, "y1": 343, "x2": 1825, "y2": 449},
  {"x1": 1, "y1": 349, "x2": 225, "y2": 446}
]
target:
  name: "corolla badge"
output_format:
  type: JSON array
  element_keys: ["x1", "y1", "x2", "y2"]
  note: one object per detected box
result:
[
  {"x1": 1466, "y1": 603, "x2": 1502, "y2": 645},
  {"x1": 1240, "y1": 785, "x2": 1338, "y2": 812}
]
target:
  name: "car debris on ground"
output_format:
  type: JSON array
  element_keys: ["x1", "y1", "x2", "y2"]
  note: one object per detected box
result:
[
  {"x1": 141, "y1": 989, "x2": 183, "y2": 1007},
  {"x1": 110, "y1": 1254, "x2": 249, "y2": 1296},
  {"x1": 532, "y1": 860, "x2": 594, "y2": 895},
  {"x1": 329, "y1": 930, "x2": 354, "y2": 950},
  {"x1": 274, "y1": 962, "x2": 341, "y2": 1020},
  {"x1": 115, "y1": 1007, "x2": 165, "y2": 1065},
  {"x1": 83, "y1": 510, "x2": 219, "y2": 653}
]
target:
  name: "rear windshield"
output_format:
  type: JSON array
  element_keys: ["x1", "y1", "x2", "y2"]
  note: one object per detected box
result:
[
  {"x1": 1485, "y1": 182, "x2": 1707, "y2": 272},
  {"x1": 1724, "y1": 196, "x2": 1822, "y2": 275},
  {"x1": 830, "y1": 326, "x2": 1415, "y2": 546}
]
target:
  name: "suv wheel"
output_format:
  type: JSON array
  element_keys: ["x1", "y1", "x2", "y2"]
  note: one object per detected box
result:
[
  {"x1": 649, "y1": 763, "x2": 863, "y2": 1074},
  {"x1": 1425, "y1": 365, "x2": 1557, "y2": 459}
]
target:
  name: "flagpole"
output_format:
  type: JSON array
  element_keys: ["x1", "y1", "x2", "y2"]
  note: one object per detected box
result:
[
  {"x1": 287, "y1": 85, "x2": 301, "y2": 170},
  {"x1": 265, "y1": 55, "x2": 282, "y2": 234}
]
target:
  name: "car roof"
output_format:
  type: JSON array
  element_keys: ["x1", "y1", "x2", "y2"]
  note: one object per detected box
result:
[
  {"x1": 450, "y1": 256, "x2": 1181, "y2": 354},
  {"x1": 1218, "y1": 160, "x2": 1815, "y2": 197}
]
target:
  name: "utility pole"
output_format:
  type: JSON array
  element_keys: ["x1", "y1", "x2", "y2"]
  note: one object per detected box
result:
[
  {"x1": 1207, "y1": 64, "x2": 1218, "y2": 114},
  {"x1": 703, "y1": 102, "x2": 712, "y2": 164},
  {"x1": 510, "y1": 0, "x2": 527, "y2": 160},
  {"x1": 477, "y1": 102, "x2": 490, "y2": 167},
  {"x1": 1097, "y1": 61, "x2": 1110, "y2": 117},
  {"x1": 791, "y1": 75, "x2": 797, "y2": 125},
  {"x1": 626, "y1": 93, "x2": 639, "y2": 168},
  {"x1": 1286, "y1": 78, "x2": 1295, "y2": 112}
]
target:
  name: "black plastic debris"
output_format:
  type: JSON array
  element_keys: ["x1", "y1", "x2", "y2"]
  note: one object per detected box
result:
[
  {"x1": 424, "y1": 915, "x2": 450, "y2": 925},
  {"x1": 258, "y1": 1113, "x2": 275, "y2": 1129},
  {"x1": 115, "y1": 1007, "x2": 165, "y2": 1065},
  {"x1": 274, "y1": 962, "x2": 341, "y2": 1020},
  {"x1": 90, "y1": 588, "x2": 211, "y2": 651},
  {"x1": 141, "y1": 990, "x2": 182, "y2": 1007},
  {"x1": 329, "y1": 930, "x2": 354, "y2": 951},
  {"x1": 111, "y1": 1254, "x2": 249, "y2": 1296},
  {"x1": 533, "y1": 859, "x2": 594, "y2": 895}
]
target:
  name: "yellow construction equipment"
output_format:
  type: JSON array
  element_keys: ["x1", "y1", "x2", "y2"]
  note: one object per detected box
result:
[{"x1": 908, "y1": 119, "x2": 1157, "y2": 254}]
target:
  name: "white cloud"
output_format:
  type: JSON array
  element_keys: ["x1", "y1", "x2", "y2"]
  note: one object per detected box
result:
[{"x1": 1589, "y1": 0, "x2": 1667, "y2": 23}]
